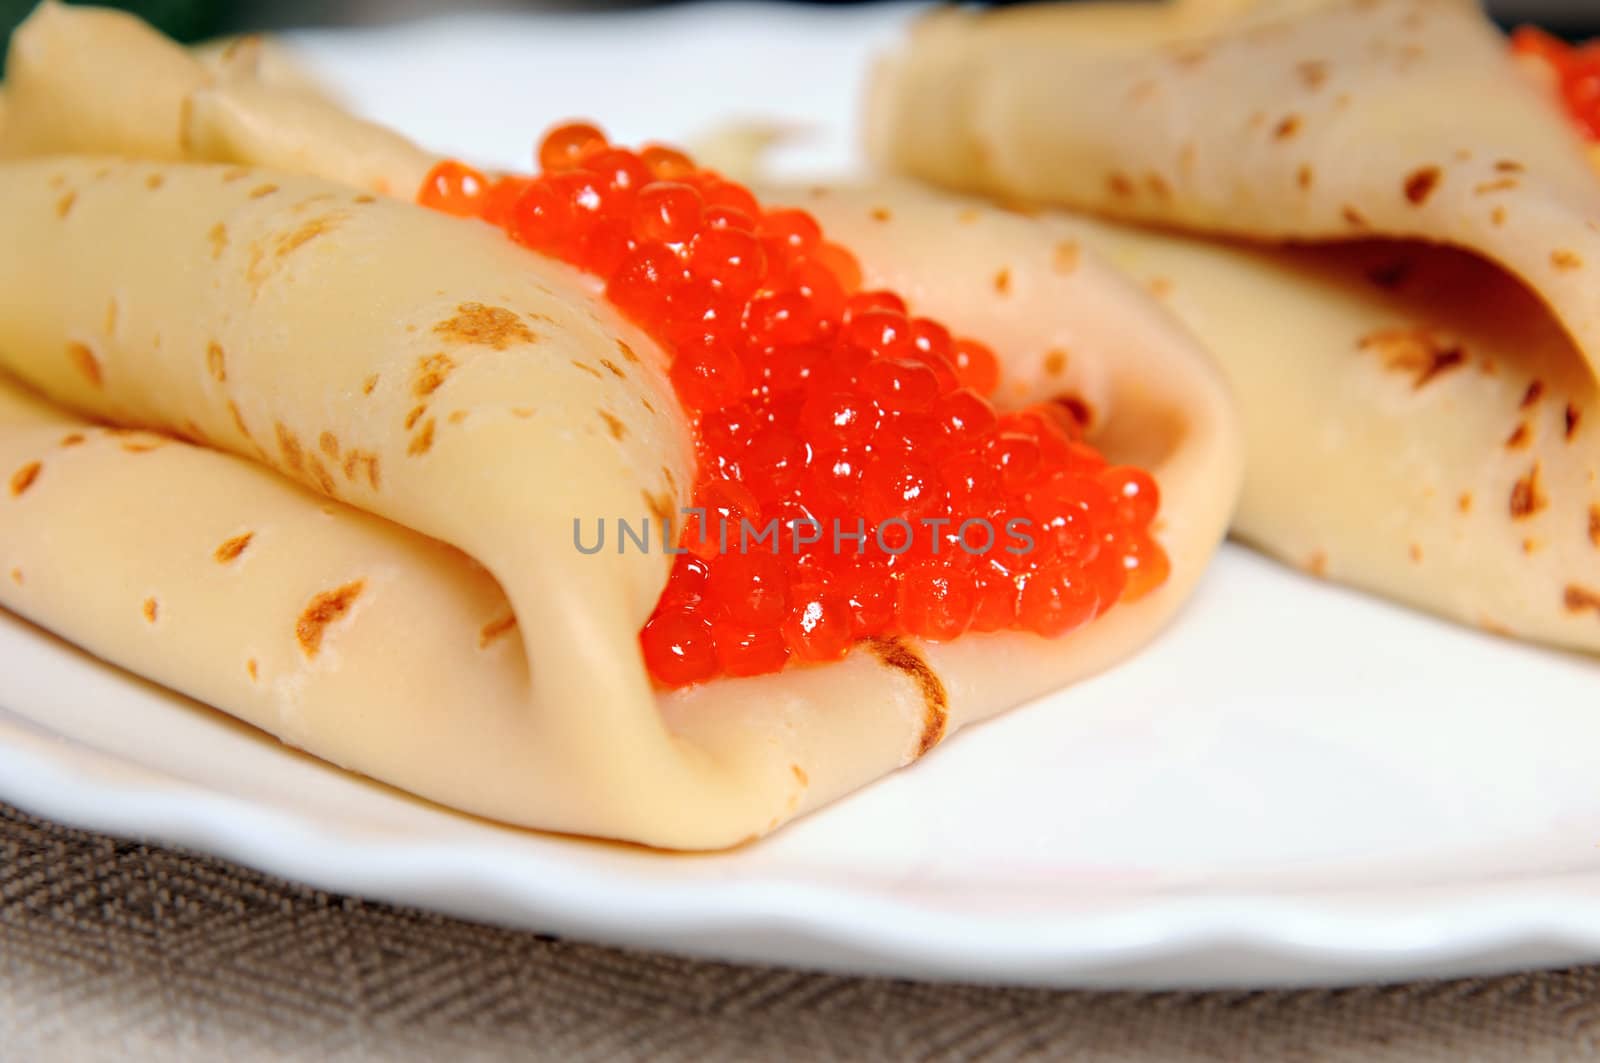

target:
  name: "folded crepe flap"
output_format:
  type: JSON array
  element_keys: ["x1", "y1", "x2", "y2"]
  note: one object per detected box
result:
[
  {"x1": 868, "y1": 0, "x2": 1600, "y2": 384},
  {"x1": 1053, "y1": 212, "x2": 1600, "y2": 651},
  {"x1": 0, "y1": 155, "x2": 1240, "y2": 846},
  {"x1": 0, "y1": 1, "x2": 435, "y2": 195}
]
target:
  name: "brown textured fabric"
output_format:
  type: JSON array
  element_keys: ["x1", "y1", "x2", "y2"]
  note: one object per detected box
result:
[{"x1": 2, "y1": 802, "x2": 1598, "y2": 1062}]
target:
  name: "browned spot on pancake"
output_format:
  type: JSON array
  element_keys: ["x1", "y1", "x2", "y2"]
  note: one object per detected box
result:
[
  {"x1": 1478, "y1": 615, "x2": 1511, "y2": 637},
  {"x1": 865, "y1": 637, "x2": 948, "y2": 758},
  {"x1": 142, "y1": 598, "x2": 158, "y2": 624},
  {"x1": 1052, "y1": 394, "x2": 1095, "y2": 432},
  {"x1": 479, "y1": 614, "x2": 518, "y2": 649},
  {"x1": 1408, "y1": 543, "x2": 1423, "y2": 563},
  {"x1": 1145, "y1": 172, "x2": 1171, "y2": 200},
  {"x1": 1146, "y1": 277, "x2": 1173, "y2": 298},
  {"x1": 413, "y1": 352, "x2": 457, "y2": 397},
  {"x1": 275, "y1": 423, "x2": 304, "y2": 474},
  {"x1": 1172, "y1": 46, "x2": 1208, "y2": 68},
  {"x1": 1296, "y1": 164, "x2": 1314, "y2": 191},
  {"x1": 993, "y1": 268, "x2": 1012, "y2": 295},
  {"x1": 447, "y1": 410, "x2": 468, "y2": 426},
  {"x1": 8, "y1": 568, "x2": 20, "y2": 586},
  {"x1": 1566, "y1": 403, "x2": 1582, "y2": 440},
  {"x1": 407, "y1": 418, "x2": 436, "y2": 456},
  {"x1": 599, "y1": 358, "x2": 626, "y2": 379},
  {"x1": 1590, "y1": 504, "x2": 1600, "y2": 547},
  {"x1": 615, "y1": 339, "x2": 639, "y2": 364},
  {"x1": 1273, "y1": 114, "x2": 1302, "y2": 140},
  {"x1": 246, "y1": 659, "x2": 259, "y2": 681},
  {"x1": 1471, "y1": 176, "x2": 1519, "y2": 196},
  {"x1": 869, "y1": 206, "x2": 892, "y2": 222},
  {"x1": 598, "y1": 410, "x2": 626, "y2": 440},
  {"x1": 362, "y1": 374, "x2": 379, "y2": 396},
  {"x1": 208, "y1": 222, "x2": 229, "y2": 260},
  {"x1": 66, "y1": 343, "x2": 102, "y2": 388},
  {"x1": 1522, "y1": 380, "x2": 1545, "y2": 408},
  {"x1": 641, "y1": 398, "x2": 656, "y2": 414},
  {"x1": 307, "y1": 455, "x2": 337, "y2": 494},
  {"x1": 1491, "y1": 206, "x2": 1508, "y2": 226},
  {"x1": 1506, "y1": 422, "x2": 1531, "y2": 450},
  {"x1": 222, "y1": 167, "x2": 251, "y2": 183},
  {"x1": 1564, "y1": 584, "x2": 1600, "y2": 616},
  {"x1": 791, "y1": 764, "x2": 808, "y2": 786},
  {"x1": 1107, "y1": 172, "x2": 1135, "y2": 198},
  {"x1": 47, "y1": 174, "x2": 66, "y2": 190},
  {"x1": 345, "y1": 454, "x2": 379, "y2": 493},
  {"x1": 249, "y1": 183, "x2": 279, "y2": 199},
  {"x1": 1357, "y1": 327, "x2": 1464, "y2": 389},
  {"x1": 433, "y1": 302, "x2": 534, "y2": 349},
  {"x1": 644, "y1": 490, "x2": 674, "y2": 526},
  {"x1": 227, "y1": 400, "x2": 253, "y2": 443},
  {"x1": 572, "y1": 361, "x2": 603, "y2": 379},
  {"x1": 1306, "y1": 551, "x2": 1328, "y2": 578},
  {"x1": 1523, "y1": 537, "x2": 1542, "y2": 555},
  {"x1": 316, "y1": 432, "x2": 339, "y2": 460},
  {"x1": 120, "y1": 438, "x2": 166, "y2": 454},
  {"x1": 1051, "y1": 241, "x2": 1080, "y2": 275},
  {"x1": 204, "y1": 341, "x2": 226, "y2": 383},
  {"x1": 1495, "y1": 159, "x2": 1525, "y2": 174},
  {"x1": 296, "y1": 580, "x2": 365, "y2": 659},
  {"x1": 55, "y1": 191, "x2": 77, "y2": 218},
  {"x1": 1552, "y1": 250, "x2": 1584, "y2": 272},
  {"x1": 354, "y1": 194, "x2": 377, "y2": 205},
  {"x1": 9, "y1": 462, "x2": 41, "y2": 497},
  {"x1": 1127, "y1": 79, "x2": 1157, "y2": 104},
  {"x1": 511, "y1": 407, "x2": 533, "y2": 419},
  {"x1": 145, "y1": 173, "x2": 165, "y2": 190},
  {"x1": 1043, "y1": 349, "x2": 1068, "y2": 376},
  {"x1": 404, "y1": 405, "x2": 428, "y2": 431},
  {"x1": 1296, "y1": 60, "x2": 1328, "y2": 89},
  {"x1": 1365, "y1": 259, "x2": 1411, "y2": 290},
  {"x1": 215, "y1": 532, "x2": 254, "y2": 564},
  {"x1": 1510, "y1": 463, "x2": 1546, "y2": 520},
  {"x1": 274, "y1": 212, "x2": 346, "y2": 258},
  {"x1": 60, "y1": 433, "x2": 85, "y2": 448},
  {"x1": 1403, "y1": 166, "x2": 1441, "y2": 205},
  {"x1": 1342, "y1": 205, "x2": 1368, "y2": 227}
]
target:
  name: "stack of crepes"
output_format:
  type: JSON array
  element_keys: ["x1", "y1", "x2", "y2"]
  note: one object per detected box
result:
[
  {"x1": 0, "y1": 4, "x2": 1241, "y2": 848},
  {"x1": 870, "y1": 0, "x2": 1600, "y2": 654}
]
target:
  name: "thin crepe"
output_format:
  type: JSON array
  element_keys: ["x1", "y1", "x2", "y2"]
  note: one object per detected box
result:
[
  {"x1": 870, "y1": 0, "x2": 1600, "y2": 652},
  {"x1": 0, "y1": 7, "x2": 1240, "y2": 847}
]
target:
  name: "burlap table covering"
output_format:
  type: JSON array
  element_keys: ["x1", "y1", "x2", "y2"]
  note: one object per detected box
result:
[{"x1": 3, "y1": 802, "x2": 1598, "y2": 1061}]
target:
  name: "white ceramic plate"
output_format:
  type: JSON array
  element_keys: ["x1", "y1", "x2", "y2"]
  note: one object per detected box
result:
[{"x1": 6, "y1": 3, "x2": 1600, "y2": 991}]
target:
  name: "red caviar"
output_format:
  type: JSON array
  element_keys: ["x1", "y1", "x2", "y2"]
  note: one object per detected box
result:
[
  {"x1": 1513, "y1": 26, "x2": 1600, "y2": 140},
  {"x1": 419, "y1": 124, "x2": 1169, "y2": 688}
]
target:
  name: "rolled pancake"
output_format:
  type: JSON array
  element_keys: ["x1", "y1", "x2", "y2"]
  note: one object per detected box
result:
[
  {"x1": 870, "y1": 0, "x2": 1600, "y2": 652},
  {"x1": 0, "y1": 152, "x2": 1240, "y2": 847}
]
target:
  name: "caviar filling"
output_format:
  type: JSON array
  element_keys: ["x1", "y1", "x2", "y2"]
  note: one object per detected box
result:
[
  {"x1": 418, "y1": 124, "x2": 1168, "y2": 688},
  {"x1": 1513, "y1": 26, "x2": 1600, "y2": 139}
]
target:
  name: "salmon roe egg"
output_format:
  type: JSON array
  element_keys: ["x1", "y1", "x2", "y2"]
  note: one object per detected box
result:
[{"x1": 419, "y1": 122, "x2": 1169, "y2": 688}]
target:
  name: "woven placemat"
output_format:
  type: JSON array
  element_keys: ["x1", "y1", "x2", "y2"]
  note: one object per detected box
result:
[{"x1": 2, "y1": 801, "x2": 1597, "y2": 1062}]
